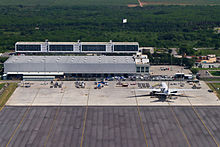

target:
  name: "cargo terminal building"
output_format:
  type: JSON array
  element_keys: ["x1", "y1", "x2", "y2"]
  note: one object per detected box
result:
[
  {"x1": 4, "y1": 56, "x2": 149, "y2": 80},
  {"x1": 15, "y1": 41, "x2": 139, "y2": 54}
]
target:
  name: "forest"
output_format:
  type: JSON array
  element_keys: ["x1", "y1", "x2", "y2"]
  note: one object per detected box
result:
[{"x1": 0, "y1": 5, "x2": 220, "y2": 52}]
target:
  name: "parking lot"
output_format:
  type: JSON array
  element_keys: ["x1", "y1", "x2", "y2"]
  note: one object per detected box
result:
[
  {"x1": 6, "y1": 81, "x2": 220, "y2": 106},
  {"x1": 150, "y1": 65, "x2": 192, "y2": 76}
]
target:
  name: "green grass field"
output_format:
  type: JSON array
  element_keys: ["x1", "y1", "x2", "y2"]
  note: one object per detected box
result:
[
  {"x1": 207, "y1": 83, "x2": 220, "y2": 99},
  {"x1": 0, "y1": 0, "x2": 220, "y2": 6},
  {"x1": 195, "y1": 49, "x2": 220, "y2": 56},
  {"x1": 0, "y1": 1, "x2": 219, "y2": 52},
  {"x1": 209, "y1": 71, "x2": 220, "y2": 76},
  {"x1": 141, "y1": 0, "x2": 220, "y2": 5},
  {"x1": 194, "y1": 68, "x2": 220, "y2": 71},
  {"x1": 0, "y1": 0, "x2": 137, "y2": 6},
  {"x1": 0, "y1": 83, "x2": 5, "y2": 90},
  {"x1": 0, "y1": 83, "x2": 17, "y2": 108}
]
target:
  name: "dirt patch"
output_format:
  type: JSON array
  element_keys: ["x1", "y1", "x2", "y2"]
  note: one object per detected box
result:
[
  {"x1": 128, "y1": 4, "x2": 139, "y2": 7},
  {"x1": 137, "y1": 0, "x2": 143, "y2": 7},
  {"x1": 128, "y1": 0, "x2": 143, "y2": 7}
]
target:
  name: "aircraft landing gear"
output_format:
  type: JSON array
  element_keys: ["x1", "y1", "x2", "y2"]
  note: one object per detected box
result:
[{"x1": 150, "y1": 92, "x2": 156, "y2": 96}]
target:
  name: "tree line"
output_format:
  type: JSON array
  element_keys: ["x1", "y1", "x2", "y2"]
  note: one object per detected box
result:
[{"x1": 0, "y1": 5, "x2": 219, "y2": 52}]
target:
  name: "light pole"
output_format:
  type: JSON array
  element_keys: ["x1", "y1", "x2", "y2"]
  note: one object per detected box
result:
[
  {"x1": 42, "y1": 57, "x2": 46, "y2": 84},
  {"x1": 170, "y1": 51, "x2": 173, "y2": 71},
  {"x1": 56, "y1": 59, "x2": 59, "y2": 79}
]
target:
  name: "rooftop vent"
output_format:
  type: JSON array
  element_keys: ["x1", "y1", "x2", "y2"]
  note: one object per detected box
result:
[
  {"x1": 83, "y1": 57, "x2": 87, "y2": 63},
  {"x1": 113, "y1": 57, "x2": 117, "y2": 63},
  {"x1": 125, "y1": 57, "x2": 129, "y2": 63}
]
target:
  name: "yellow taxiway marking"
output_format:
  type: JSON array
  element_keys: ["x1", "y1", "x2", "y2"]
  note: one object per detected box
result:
[
  {"x1": 133, "y1": 89, "x2": 148, "y2": 147},
  {"x1": 6, "y1": 88, "x2": 40, "y2": 147},
  {"x1": 80, "y1": 89, "x2": 90, "y2": 147},
  {"x1": 0, "y1": 103, "x2": 6, "y2": 112},
  {"x1": 168, "y1": 103, "x2": 191, "y2": 147},
  {"x1": 44, "y1": 107, "x2": 61, "y2": 147},
  {"x1": 0, "y1": 88, "x2": 11, "y2": 112},
  {"x1": 0, "y1": 89, "x2": 8, "y2": 112},
  {"x1": 44, "y1": 90, "x2": 66, "y2": 147},
  {"x1": 184, "y1": 93, "x2": 219, "y2": 147}
]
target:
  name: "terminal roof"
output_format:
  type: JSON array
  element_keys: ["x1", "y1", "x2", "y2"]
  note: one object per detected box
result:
[
  {"x1": 6, "y1": 56, "x2": 135, "y2": 64},
  {"x1": 15, "y1": 42, "x2": 139, "y2": 45}
]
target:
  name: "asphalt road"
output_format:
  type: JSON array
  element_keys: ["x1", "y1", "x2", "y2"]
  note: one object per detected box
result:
[{"x1": 0, "y1": 106, "x2": 219, "y2": 147}]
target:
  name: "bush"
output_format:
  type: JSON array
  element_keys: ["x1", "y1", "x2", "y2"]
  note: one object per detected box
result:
[
  {"x1": 0, "y1": 57, "x2": 8, "y2": 63},
  {"x1": 191, "y1": 68, "x2": 199, "y2": 74}
]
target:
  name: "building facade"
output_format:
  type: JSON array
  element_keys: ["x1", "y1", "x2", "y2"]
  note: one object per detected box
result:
[
  {"x1": 4, "y1": 56, "x2": 149, "y2": 80},
  {"x1": 15, "y1": 41, "x2": 139, "y2": 54}
]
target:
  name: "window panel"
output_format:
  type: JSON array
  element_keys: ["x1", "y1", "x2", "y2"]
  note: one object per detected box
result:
[
  {"x1": 141, "y1": 67, "x2": 144, "y2": 72},
  {"x1": 16, "y1": 45, "x2": 41, "y2": 51},
  {"x1": 49, "y1": 45, "x2": 73, "y2": 51},
  {"x1": 136, "y1": 67, "x2": 140, "y2": 72},
  {"x1": 114, "y1": 45, "x2": 138, "y2": 51},
  {"x1": 82, "y1": 45, "x2": 106, "y2": 51},
  {"x1": 145, "y1": 67, "x2": 149, "y2": 72}
]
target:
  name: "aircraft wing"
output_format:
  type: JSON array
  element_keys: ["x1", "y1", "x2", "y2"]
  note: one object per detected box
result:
[
  {"x1": 170, "y1": 89, "x2": 197, "y2": 93},
  {"x1": 136, "y1": 89, "x2": 161, "y2": 92},
  {"x1": 154, "y1": 93, "x2": 166, "y2": 95}
]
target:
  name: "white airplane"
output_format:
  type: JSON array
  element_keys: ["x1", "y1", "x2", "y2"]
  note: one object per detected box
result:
[{"x1": 137, "y1": 82, "x2": 196, "y2": 99}]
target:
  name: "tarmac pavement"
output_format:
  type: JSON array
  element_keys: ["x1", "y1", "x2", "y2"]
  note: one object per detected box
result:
[
  {"x1": 6, "y1": 81, "x2": 220, "y2": 106},
  {"x1": 0, "y1": 106, "x2": 219, "y2": 147}
]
